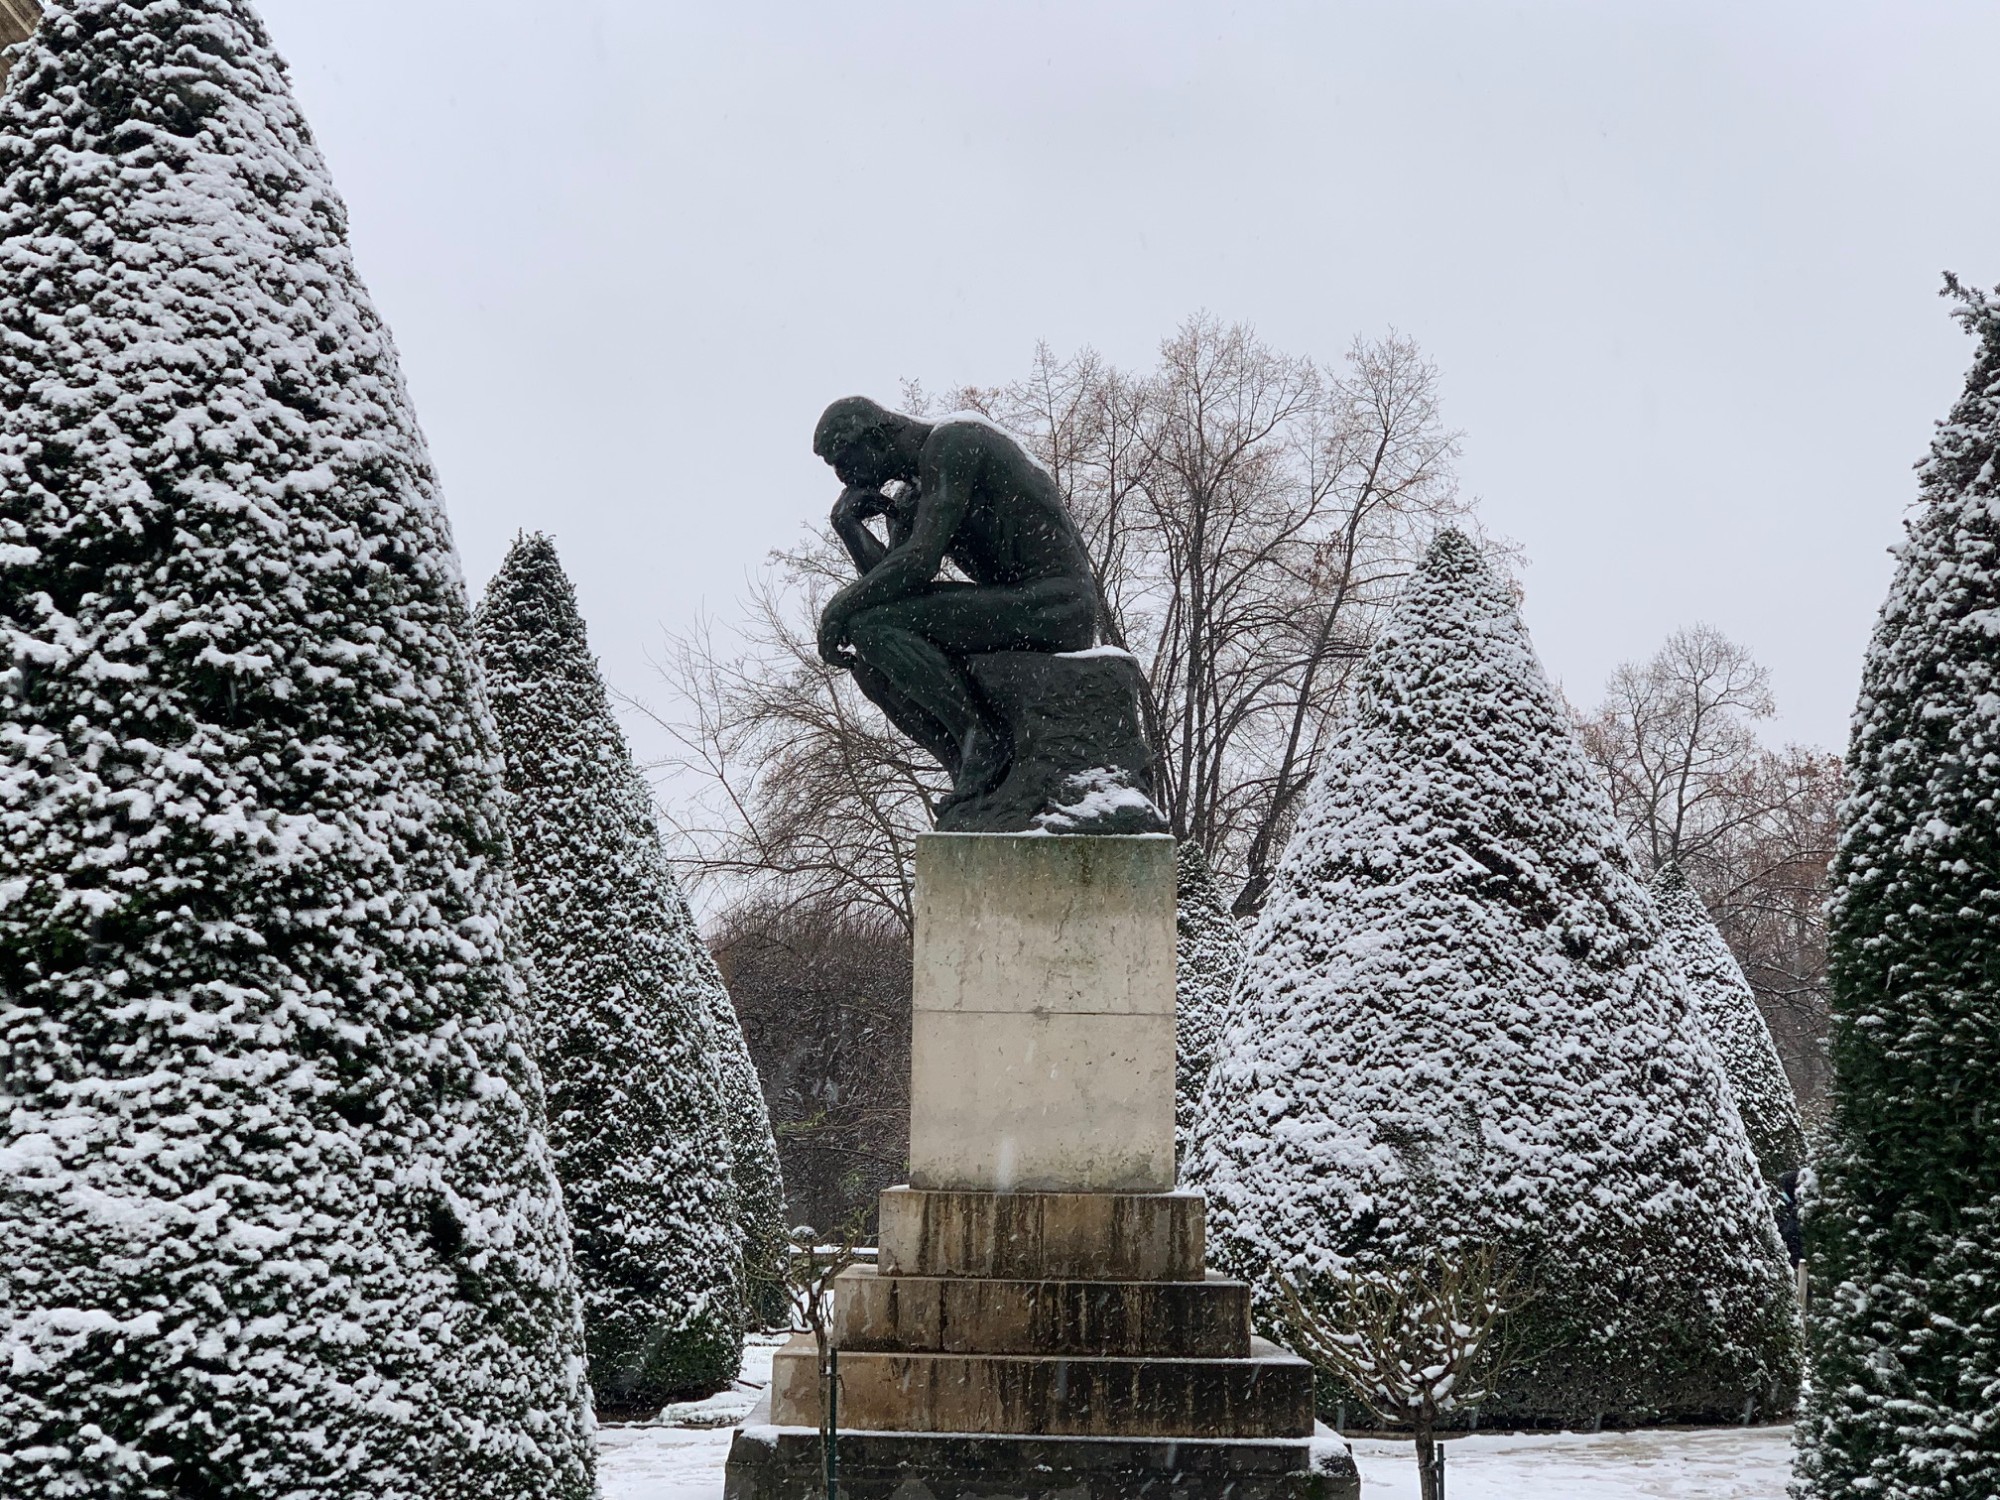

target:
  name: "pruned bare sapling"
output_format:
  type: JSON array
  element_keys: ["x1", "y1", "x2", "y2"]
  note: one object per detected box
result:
[
  {"x1": 770, "y1": 1219, "x2": 867, "y2": 1500},
  {"x1": 1284, "y1": 1245, "x2": 1532, "y2": 1500}
]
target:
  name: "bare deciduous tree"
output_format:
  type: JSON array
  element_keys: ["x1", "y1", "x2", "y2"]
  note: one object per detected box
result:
[
  {"x1": 1576, "y1": 626, "x2": 1842, "y2": 1120},
  {"x1": 1698, "y1": 747, "x2": 1842, "y2": 1119},
  {"x1": 947, "y1": 317, "x2": 1471, "y2": 913},
  {"x1": 651, "y1": 317, "x2": 1470, "y2": 925},
  {"x1": 1577, "y1": 624, "x2": 1779, "y2": 871},
  {"x1": 714, "y1": 899, "x2": 913, "y2": 1236},
  {"x1": 645, "y1": 563, "x2": 940, "y2": 935},
  {"x1": 772, "y1": 1218, "x2": 867, "y2": 1500}
]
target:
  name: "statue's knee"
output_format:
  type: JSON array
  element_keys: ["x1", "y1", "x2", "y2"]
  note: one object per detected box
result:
[{"x1": 846, "y1": 607, "x2": 897, "y2": 657}]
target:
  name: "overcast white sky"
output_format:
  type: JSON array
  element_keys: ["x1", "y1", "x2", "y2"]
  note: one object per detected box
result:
[{"x1": 259, "y1": 0, "x2": 2000, "y2": 760}]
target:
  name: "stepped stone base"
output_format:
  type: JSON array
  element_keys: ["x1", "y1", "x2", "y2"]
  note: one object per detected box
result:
[
  {"x1": 728, "y1": 838, "x2": 1339, "y2": 1497},
  {"x1": 880, "y1": 1186, "x2": 1205, "y2": 1281},
  {"x1": 770, "y1": 1331, "x2": 1313, "y2": 1439},
  {"x1": 725, "y1": 1396, "x2": 1359, "y2": 1500},
  {"x1": 833, "y1": 1265, "x2": 1251, "y2": 1357},
  {"x1": 729, "y1": 1186, "x2": 1327, "y2": 1495}
]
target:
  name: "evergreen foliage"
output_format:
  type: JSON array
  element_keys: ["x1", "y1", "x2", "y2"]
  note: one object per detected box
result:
[
  {"x1": 1649, "y1": 864, "x2": 1806, "y2": 1182},
  {"x1": 0, "y1": 5, "x2": 592, "y2": 1494},
  {"x1": 1174, "y1": 839, "x2": 1242, "y2": 1166},
  {"x1": 679, "y1": 903, "x2": 791, "y2": 1328},
  {"x1": 1796, "y1": 278, "x2": 2000, "y2": 1500},
  {"x1": 1187, "y1": 530, "x2": 1800, "y2": 1425},
  {"x1": 475, "y1": 533, "x2": 773, "y2": 1407}
]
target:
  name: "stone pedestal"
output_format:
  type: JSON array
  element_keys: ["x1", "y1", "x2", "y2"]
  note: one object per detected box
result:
[
  {"x1": 909, "y1": 834, "x2": 1176, "y2": 1193},
  {"x1": 725, "y1": 835, "x2": 1357, "y2": 1500},
  {"x1": 0, "y1": 1, "x2": 39, "y2": 96}
]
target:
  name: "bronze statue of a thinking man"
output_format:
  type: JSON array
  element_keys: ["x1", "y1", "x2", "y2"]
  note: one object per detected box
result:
[{"x1": 812, "y1": 396, "x2": 1165, "y2": 833}]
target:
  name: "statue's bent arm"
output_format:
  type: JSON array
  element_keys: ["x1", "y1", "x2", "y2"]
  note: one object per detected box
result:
[
  {"x1": 831, "y1": 488, "x2": 894, "y2": 576},
  {"x1": 825, "y1": 438, "x2": 973, "y2": 625}
]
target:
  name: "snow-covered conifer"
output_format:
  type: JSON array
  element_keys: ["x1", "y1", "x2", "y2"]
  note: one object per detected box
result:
[
  {"x1": 1175, "y1": 840, "x2": 1241, "y2": 1165},
  {"x1": 1649, "y1": 865, "x2": 1805, "y2": 1182},
  {"x1": 678, "y1": 904, "x2": 791, "y2": 1327},
  {"x1": 0, "y1": 5, "x2": 591, "y2": 1494},
  {"x1": 1795, "y1": 279, "x2": 2000, "y2": 1500},
  {"x1": 476, "y1": 534, "x2": 775, "y2": 1406},
  {"x1": 1187, "y1": 530, "x2": 1800, "y2": 1425}
]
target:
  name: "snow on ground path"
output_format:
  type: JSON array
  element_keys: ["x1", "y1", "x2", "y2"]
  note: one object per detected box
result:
[
  {"x1": 597, "y1": 1426, "x2": 737, "y2": 1500},
  {"x1": 597, "y1": 1336, "x2": 780, "y2": 1499},
  {"x1": 598, "y1": 1417, "x2": 1795, "y2": 1500},
  {"x1": 1349, "y1": 1426, "x2": 1794, "y2": 1499}
]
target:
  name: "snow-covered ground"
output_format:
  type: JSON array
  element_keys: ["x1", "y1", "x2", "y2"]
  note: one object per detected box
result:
[
  {"x1": 598, "y1": 1423, "x2": 1795, "y2": 1500},
  {"x1": 597, "y1": 1425, "x2": 739, "y2": 1500},
  {"x1": 598, "y1": 1341, "x2": 1797, "y2": 1500},
  {"x1": 1347, "y1": 1427, "x2": 1792, "y2": 1498}
]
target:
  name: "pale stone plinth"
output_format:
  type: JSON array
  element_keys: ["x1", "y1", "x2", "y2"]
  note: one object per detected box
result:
[
  {"x1": 0, "y1": 1, "x2": 38, "y2": 48},
  {"x1": 909, "y1": 833, "x2": 1176, "y2": 1192},
  {"x1": 0, "y1": 0, "x2": 39, "y2": 96}
]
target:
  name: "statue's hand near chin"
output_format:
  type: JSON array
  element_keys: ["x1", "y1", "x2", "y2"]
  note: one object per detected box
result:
[{"x1": 833, "y1": 486, "x2": 891, "y2": 525}]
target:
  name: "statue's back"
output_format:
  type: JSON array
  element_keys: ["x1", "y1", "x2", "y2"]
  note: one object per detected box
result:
[{"x1": 924, "y1": 418, "x2": 1096, "y2": 593}]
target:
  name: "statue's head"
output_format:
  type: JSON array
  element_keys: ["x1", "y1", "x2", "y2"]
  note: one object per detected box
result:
[{"x1": 814, "y1": 396, "x2": 918, "y2": 488}]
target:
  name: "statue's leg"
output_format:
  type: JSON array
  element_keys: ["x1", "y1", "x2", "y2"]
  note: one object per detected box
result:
[
  {"x1": 844, "y1": 655, "x2": 961, "y2": 776},
  {"x1": 846, "y1": 580, "x2": 1095, "y2": 805},
  {"x1": 846, "y1": 604, "x2": 988, "y2": 799}
]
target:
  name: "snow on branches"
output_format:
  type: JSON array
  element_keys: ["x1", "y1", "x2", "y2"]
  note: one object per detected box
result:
[
  {"x1": 477, "y1": 533, "x2": 778, "y2": 1411},
  {"x1": 1285, "y1": 1246, "x2": 1528, "y2": 1500},
  {"x1": 1186, "y1": 530, "x2": 1799, "y2": 1426},
  {"x1": 1649, "y1": 864, "x2": 1805, "y2": 1183},
  {"x1": 1796, "y1": 276, "x2": 2000, "y2": 1500},
  {"x1": 0, "y1": 5, "x2": 591, "y2": 1495},
  {"x1": 675, "y1": 888, "x2": 791, "y2": 1329},
  {"x1": 1174, "y1": 839, "x2": 1242, "y2": 1167}
]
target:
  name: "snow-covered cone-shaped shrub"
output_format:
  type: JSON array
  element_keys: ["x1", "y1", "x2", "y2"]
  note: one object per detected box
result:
[
  {"x1": 476, "y1": 533, "x2": 754, "y2": 1410},
  {"x1": 1649, "y1": 865, "x2": 1805, "y2": 1183},
  {"x1": 1175, "y1": 840, "x2": 1242, "y2": 1167},
  {"x1": 0, "y1": 6, "x2": 593, "y2": 1495},
  {"x1": 1795, "y1": 279, "x2": 2000, "y2": 1500},
  {"x1": 1186, "y1": 530, "x2": 1800, "y2": 1426},
  {"x1": 678, "y1": 895, "x2": 791, "y2": 1327}
]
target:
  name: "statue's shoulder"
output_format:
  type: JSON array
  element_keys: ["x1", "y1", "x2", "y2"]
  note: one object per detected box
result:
[
  {"x1": 921, "y1": 413, "x2": 1036, "y2": 472},
  {"x1": 926, "y1": 413, "x2": 1023, "y2": 453}
]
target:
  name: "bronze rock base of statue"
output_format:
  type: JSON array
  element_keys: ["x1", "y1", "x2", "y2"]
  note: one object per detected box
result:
[{"x1": 938, "y1": 649, "x2": 1168, "y2": 835}]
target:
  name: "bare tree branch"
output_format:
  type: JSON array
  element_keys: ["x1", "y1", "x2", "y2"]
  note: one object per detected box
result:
[{"x1": 1575, "y1": 626, "x2": 1842, "y2": 1121}]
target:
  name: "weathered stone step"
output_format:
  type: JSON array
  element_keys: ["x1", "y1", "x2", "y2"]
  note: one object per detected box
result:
[
  {"x1": 879, "y1": 1185, "x2": 1205, "y2": 1282},
  {"x1": 724, "y1": 1395, "x2": 1361, "y2": 1500},
  {"x1": 768, "y1": 1332, "x2": 1314, "y2": 1439},
  {"x1": 832, "y1": 1264, "x2": 1251, "y2": 1357}
]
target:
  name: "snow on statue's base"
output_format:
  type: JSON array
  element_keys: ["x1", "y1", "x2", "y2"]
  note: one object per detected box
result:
[
  {"x1": 724, "y1": 836, "x2": 1353, "y2": 1499},
  {"x1": 938, "y1": 652, "x2": 1169, "y2": 835}
]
